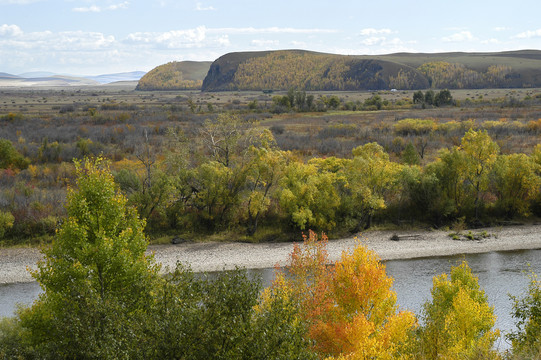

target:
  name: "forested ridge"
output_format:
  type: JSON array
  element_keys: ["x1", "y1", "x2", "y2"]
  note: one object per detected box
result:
[
  {"x1": 136, "y1": 61, "x2": 212, "y2": 91},
  {"x1": 198, "y1": 49, "x2": 541, "y2": 91}
]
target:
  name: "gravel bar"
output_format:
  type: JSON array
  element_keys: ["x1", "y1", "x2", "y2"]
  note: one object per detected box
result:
[{"x1": 1, "y1": 225, "x2": 540, "y2": 284}]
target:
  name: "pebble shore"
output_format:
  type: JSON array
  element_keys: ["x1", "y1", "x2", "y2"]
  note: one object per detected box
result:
[{"x1": 1, "y1": 224, "x2": 540, "y2": 284}]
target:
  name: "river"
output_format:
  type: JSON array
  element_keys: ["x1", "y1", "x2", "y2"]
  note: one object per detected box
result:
[{"x1": 2, "y1": 249, "x2": 540, "y2": 350}]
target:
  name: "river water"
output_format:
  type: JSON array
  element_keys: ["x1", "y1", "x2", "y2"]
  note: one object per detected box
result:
[{"x1": 2, "y1": 249, "x2": 540, "y2": 350}]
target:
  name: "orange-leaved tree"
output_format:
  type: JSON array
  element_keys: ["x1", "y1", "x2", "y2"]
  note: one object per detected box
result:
[{"x1": 264, "y1": 230, "x2": 417, "y2": 359}]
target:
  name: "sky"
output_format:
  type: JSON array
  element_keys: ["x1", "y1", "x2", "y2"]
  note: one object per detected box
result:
[{"x1": 1, "y1": 0, "x2": 540, "y2": 76}]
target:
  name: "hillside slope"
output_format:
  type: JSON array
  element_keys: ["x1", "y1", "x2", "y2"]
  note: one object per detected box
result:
[
  {"x1": 201, "y1": 49, "x2": 541, "y2": 91},
  {"x1": 136, "y1": 61, "x2": 212, "y2": 90}
]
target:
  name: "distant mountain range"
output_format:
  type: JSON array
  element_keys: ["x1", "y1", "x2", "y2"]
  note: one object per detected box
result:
[{"x1": 0, "y1": 71, "x2": 146, "y2": 87}]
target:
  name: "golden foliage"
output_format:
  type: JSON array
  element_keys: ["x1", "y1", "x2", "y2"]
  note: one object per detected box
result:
[
  {"x1": 418, "y1": 61, "x2": 513, "y2": 89},
  {"x1": 137, "y1": 62, "x2": 203, "y2": 90}
]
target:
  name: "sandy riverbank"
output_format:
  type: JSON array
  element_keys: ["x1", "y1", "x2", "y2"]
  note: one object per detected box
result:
[{"x1": 1, "y1": 224, "x2": 540, "y2": 284}]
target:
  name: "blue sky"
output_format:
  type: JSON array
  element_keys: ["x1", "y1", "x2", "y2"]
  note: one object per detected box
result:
[{"x1": 1, "y1": 0, "x2": 540, "y2": 75}]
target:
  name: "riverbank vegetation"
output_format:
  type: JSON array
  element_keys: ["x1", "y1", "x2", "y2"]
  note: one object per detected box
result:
[
  {"x1": 0, "y1": 161, "x2": 540, "y2": 358},
  {"x1": 0, "y1": 88, "x2": 540, "y2": 246}
]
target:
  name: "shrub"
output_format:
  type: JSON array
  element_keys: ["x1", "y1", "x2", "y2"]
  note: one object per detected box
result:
[
  {"x1": 507, "y1": 272, "x2": 541, "y2": 358},
  {"x1": 0, "y1": 210, "x2": 15, "y2": 238}
]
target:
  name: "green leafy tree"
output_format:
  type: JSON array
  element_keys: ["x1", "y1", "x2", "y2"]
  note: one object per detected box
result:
[
  {"x1": 145, "y1": 265, "x2": 316, "y2": 360},
  {"x1": 0, "y1": 138, "x2": 29, "y2": 169},
  {"x1": 272, "y1": 95, "x2": 291, "y2": 111},
  {"x1": 402, "y1": 165, "x2": 455, "y2": 225},
  {"x1": 189, "y1": 160, "x2": 245, "y2": 229},
  {"x1": 413, "y1": 90, "x2": 424, "y2": 104},
  {"x1": 508, "y1": 271, "x2": 541, "y2": 358},
  {"x1": 306, "y1": 94, "x2": 315, "y2": 110},
  {"x1": 364, "y1": 94, "x2": 383, "y2": 110},
  {"x1": 491, "y1": 153, "x2": 541, "y2": 217},
  {"x1": 0, "y1": 210, "x2": 14, "y2": 239},
  {"x1": 402, "y1": 142, "x2": 421, "y2": 165},
  {"x1": 460, "y1": 129, "x2": 499, "y2": 220},
  {"x1": 327, "y1": 95, "x2": 341, "y2": 109},
  {"x1": 417, "y1": 261, "x2": 500, "y2": 359},
  {"x1": 279, "y1": 160, "x2": 341, "y2": 231},
  {"x1": 428, "y1": 148, "x2": 467, "y2": 219},
  {"x1": 294, "y1": 90, "x2": 307, "y2": 111},
  {"x1": 242, "y1": 131, "x2": 286, "y2": 235},
  {"x1": 434, "y1": 89, "x2": 453, "y2": 106},
  {"x1": 18, "y1": 157, "x2": 160, "y2": 359},
  {"x1": 345, "y1": 143, "x2": 402, "y2": 229},
  {"x1": 424, "y1": 90, "x2": 435, "y2": 105}
]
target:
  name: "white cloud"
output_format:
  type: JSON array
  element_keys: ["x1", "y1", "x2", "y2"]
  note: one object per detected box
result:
[
  {"x1": 0, "y1": 0, "x2": 41, "y2": 3},
  {"x1": 0, "y1": 28, "x2": 115, "y2": 51},
  {"x1": 73, "y1": 5, "x2": 100, "y2": 12},
  {"x1": 442, "y1": 31, "x2": 475, "y2": 42},
  {"x1": 250, "y1": 39, "x2": 279, "y2": 47},
  {"x1": 195, "y1": 2, "x2": 215, "y2": 11},
  {"x1": 359, "y1": 28, "x2": 392, "y2": 36},
  {"x1": 216, "y1": 35, "x2": 230, "y2": 46},
  {"x1": 359, "y1": 36, "x2": 411, "y2": 49},
  {"x1": 493, "y1": 27, "x2": 510, "y2": 32},
  {"x1": 125, "y1": 26, "x2": 232, "y2": 49},
  {"x1": 514, "y1": 29, "x2": 541, "y2": 39},
  {"x1": 209, "y1": 27, "x2": 338, "y2": 35},
  {"x1": 482, "y1": 38, "x2": 500, "y2": 44},
  {"x1": 108, "y1": 1, "x2": 129, "y2": 10},
  {"x1": 290, "y1": 40, "x2": 307, "y2": 48},
  {"x1": 360, "y1": 36, "x2": 385, "y2": 46},
  {"x1": 72, "y1": 1, "x2": 129, "y2": 13},
  {"x1": 0, "y1": 26, "x2": 124, "y2": 74},
  {"x1": 0, "y1": 24, "x2": 23, "y2": 37}
]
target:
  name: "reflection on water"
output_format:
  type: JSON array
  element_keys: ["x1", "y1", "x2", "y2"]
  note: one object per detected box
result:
[{"x1": 2, "y1": 249, "x2": 540, "y2": 350}]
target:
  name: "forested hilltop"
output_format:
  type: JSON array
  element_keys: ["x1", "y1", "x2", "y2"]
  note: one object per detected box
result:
[
  {"x1": 136, "y1": 61, "x2": 212, "y2": 90},
  {"x1": 199, "y1": 49, "x2": 541, "y2": 91}
]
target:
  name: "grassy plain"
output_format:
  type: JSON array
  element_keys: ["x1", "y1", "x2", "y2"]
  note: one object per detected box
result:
[{"x1": 1, "y1": 85, "x2": 540, "y2": 245}]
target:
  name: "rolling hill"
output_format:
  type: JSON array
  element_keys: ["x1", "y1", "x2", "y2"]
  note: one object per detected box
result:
[
  {"x1": 0, "y1": 71, "x2": 146, "y2": 87},
  {"x1": 199, "y1": 49, "x2": 541, "y2": 91},
  {"x1": 135, "y1": 61, "x2": 213, "y2": 90},
  {"x1": 88, "y1": 71, "x2": 146, "y2": 84},
  {"x1": 0, "y1": 74, "x2": 100, "y2": 87}
]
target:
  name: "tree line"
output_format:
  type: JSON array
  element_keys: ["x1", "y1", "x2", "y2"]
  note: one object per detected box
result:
[{"x1": 116, "y1": 114, "x2": 541, "y2": 237}]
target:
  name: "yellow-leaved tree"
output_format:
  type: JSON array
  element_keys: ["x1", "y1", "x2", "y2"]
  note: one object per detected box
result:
[{"x1": 416, "y1": 261, "x2": 500, "y2": 359}]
